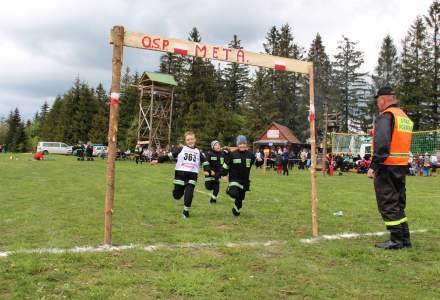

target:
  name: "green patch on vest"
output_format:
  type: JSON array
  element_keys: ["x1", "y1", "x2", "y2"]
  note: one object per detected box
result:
[
  {"x1": 246, "y1": 158, "x2": 251, "y2": 168},
  {"x1": 396, "y1": 116, "x2": 413, "y2": 133}
]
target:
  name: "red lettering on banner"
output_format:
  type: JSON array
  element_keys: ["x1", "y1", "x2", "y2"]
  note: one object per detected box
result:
[
  {"x1": 152, "y1": 38, "x2": 161, "y2": 49},
  {"x1": 141, "y1": 35, "x2": 152, "y2": 48},
  {"x1": 195, "y1": 45, "x2": 207, "y2": 58},
  {"x1": 162, "y1": 39, "x2": 169, "y2": 50},
  {"x1": 212, "y1": 47, "x2": 219, "y2": 59},
  {"x1": 237, "y1": 49, "x2": 245, "y2": 63},
  {"x1": 223, "y1": 48, "x2": 232, "y2": 60},
  {"x1": 275, "y1": 64, "x2": 286, "y2": 71}
]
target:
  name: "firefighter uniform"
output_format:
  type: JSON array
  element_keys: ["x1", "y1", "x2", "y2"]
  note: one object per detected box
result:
[
  {"x1": 222, "y1": 136, "x2": 255, "y2": 216},
  {"x1": 371, "y1": 103, "x2": 413, "y2": 249},
  {"x1": 158, "y1": 146, "x2": 206, "y2": 218},
  {"x1": 134, "y1": 146, "x2": 141, "y2": 164},
  {"x1": 203, "y1": 141, "x2": 225, "y2": 203}
]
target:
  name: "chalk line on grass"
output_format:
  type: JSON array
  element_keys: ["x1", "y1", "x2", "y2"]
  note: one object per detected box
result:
[
  {"x1": 0, "y1": 229, "x2": 430, "y2": 257},
  {"x1": 0, "y1": 240, "x2": 286, "y2": 258},
  {"x1": 300, "y1": 229, "x2": 428, "y2": 244}
]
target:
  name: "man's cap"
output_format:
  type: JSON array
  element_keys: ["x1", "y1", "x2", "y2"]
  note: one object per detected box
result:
[
  {"x1": 375, "y1": 86, "x2": 395, "y2": 98},
  {"x1": 236, "y1": 135, "x2": 247, "y2": 146},
  {"x1": 211, "y1": 140, "x2": 220, "y2": 149}
]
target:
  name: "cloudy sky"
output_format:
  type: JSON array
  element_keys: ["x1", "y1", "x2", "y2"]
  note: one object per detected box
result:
[{"x1": 0, "y1": 0, "x2": 434, "y2": 120}]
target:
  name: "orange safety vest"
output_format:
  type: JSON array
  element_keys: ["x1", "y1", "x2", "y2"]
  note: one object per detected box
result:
[{"x1": 373, "y1": 107, "x2": 413, "y2": 165}]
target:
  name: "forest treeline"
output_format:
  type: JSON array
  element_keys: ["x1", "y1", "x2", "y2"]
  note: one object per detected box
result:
[{"x1": 1, "y1": 1, "x2": 438, "y2": 152}]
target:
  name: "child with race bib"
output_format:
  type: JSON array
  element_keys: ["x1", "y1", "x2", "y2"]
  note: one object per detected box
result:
[{"x1": 151, "y1": 131, "x2": 206, "y2": 219}]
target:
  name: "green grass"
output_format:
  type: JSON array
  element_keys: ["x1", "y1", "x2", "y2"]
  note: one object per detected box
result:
[{"x1": 0, "y1": 153, "x2": 439, "y2": 299}]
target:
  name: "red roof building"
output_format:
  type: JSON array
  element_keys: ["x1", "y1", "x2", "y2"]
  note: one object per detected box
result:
[{"x1": 254, "y1": 122, "x2": 303, "y2": 148}]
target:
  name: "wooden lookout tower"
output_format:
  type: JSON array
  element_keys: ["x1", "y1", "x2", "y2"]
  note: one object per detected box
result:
[{"x1": 134, "y1": 72, "x2": 177, "y2": 150}]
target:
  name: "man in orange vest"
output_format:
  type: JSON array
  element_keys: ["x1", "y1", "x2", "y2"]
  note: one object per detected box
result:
[{"x1": 367, "y1": 86, "x2": 413, "y2": 250}]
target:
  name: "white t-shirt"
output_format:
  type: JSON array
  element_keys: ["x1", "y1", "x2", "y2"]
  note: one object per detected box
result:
[{"x1": 175, "y1": 146, "x2": 201, "y2": 173}]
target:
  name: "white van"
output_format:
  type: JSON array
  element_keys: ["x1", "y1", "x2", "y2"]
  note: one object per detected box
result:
[
  {"x1": 37, "y1": 142, "x2": 73, "y2": 155},
  {"x1": 359, "y1": 143, "x2": 372, "y2": 158}
]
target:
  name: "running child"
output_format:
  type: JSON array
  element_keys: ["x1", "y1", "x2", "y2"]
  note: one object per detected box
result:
[
  {"x1": 222, "y1": 135, "x2": 255, "y2": 216},
  {"x1": 203, "y1": 140, "x2": 225, "y2": 204},
  {"x1": 151, "y1": 131, "x2": 205, "y2": 218}
]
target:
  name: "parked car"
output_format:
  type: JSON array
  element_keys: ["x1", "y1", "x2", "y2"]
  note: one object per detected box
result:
[
  {"x1": 359, "y1": 143, "x2": 372, "y2": 159},
  {"x1": 37, "y1": 142, "x2": 73, "y2": 155},
  {"x1": 93, "y1": 145, "x2": 108, "y2": 157}
]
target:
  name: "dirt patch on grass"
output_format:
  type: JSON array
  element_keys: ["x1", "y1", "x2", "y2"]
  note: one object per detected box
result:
[{"x1": 216, "y1": 224, "x2": 234, "y2": 231}]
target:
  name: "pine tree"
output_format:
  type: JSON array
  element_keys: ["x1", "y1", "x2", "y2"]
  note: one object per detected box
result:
[
  {"x1": 424, "y1": 0, "x2": 440, "y2": 127},
  {"x1": 223, "y1": 35, "x2": 250, "y2": 110},
  {"x1": 308, "y1": 33, "x2": 334, "y2": 136},
  {"x1": 5, "y1": 108, "x2": 27, "y2": 152},
  {"x1": 25, "y1": 118, "x2": 40, "y2": 152},
  {"x1": 398, "y1": 17, "x2": 432, "y2": 130},
  {"x1": 0, "y1": 116, "x2": 7, "y2": 145},
  {"x1": 89, "y1": 83, "x2": 109, "y2": 144},
  {"x1": 159, "y1": 53, "x2": 186, "y2": 84},
  {"x1": 369, "y1": 35, "x2": 400, "y2": 124},
  {"x1": 333, "y1": 36, "x2": 368, "y2": 132},
  {"x1": 38, "y1": 79, "x2": 105, "y2": 144},
  {"x1": 372, "y1": 35, "x2": 399, "y2": 89},
  {"x1": 243, "y1": 68, "x2": 278, "y2": 140},
  {"x1": 276, "y1": 24, "x2": 306, "y2": 131},
  {"x1": 40, "y1": 96, "x2": 65, "y2": 141},
  {"x1": 40, "y1": 101, "x2": 50, "y2": 120},
  {"x1": 260, "y1": 24, "x2": 308, "y2": 138},
  {"x1": 118, "y1": 68, "x2": 140, "y2": 148},
  {"x1": 178, "y1": 27, "x2": 219, "y2": 148}
]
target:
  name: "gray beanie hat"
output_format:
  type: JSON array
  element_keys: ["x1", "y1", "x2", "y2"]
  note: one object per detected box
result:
[
  {"x1": 236, "y1": 135, "x2": 247, "y2": 146},
  {"x1": 211, "y1": 140, "x2": 220, "y2": 149}
]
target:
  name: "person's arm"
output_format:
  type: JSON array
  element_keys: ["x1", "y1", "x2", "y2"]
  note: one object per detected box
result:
[
  {"x1": 370, "y1": 113, "x2": 393, "y2": 173},
  {"x1": 221, "y1": 153, "x2": 231, "y2": 177},
  {"x1": 202, "y1": 152, "x2": 209, "y2": 169},
  {"x1": 154, "y1": 147, "x2": 182, "y2": 163},
  {"x1": 201, "y1": 152, "x2": 212, "y2": 174}
]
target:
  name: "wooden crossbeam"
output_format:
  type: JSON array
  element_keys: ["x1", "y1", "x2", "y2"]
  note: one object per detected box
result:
[{"x1": 110, "y1": 31, "x2": 311, "y2": 74}]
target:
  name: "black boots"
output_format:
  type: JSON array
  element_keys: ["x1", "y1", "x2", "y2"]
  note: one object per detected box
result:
[
  {"x1": 232, "y1": 207, "x2": 240, "y2": 216},
  {"x1": 401, "y1": 222, "x2": 412, "y2": 248},
  {"x1": 375, "y1": 223, "x2": 411, "y2": 250},
  {"x1": 375, "y1": 239, "x2": 404, "y2": 250}
]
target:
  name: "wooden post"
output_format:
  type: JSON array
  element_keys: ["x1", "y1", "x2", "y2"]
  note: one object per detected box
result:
[
  {"x1": 137, "y1": 87, "x2": 144, "y2": 143},
  {"x1": 104, "y1": 25, "x2": 124, "y2": 245},
  {"x1": 148, "y1": 82, "x2": 154, "y2": 150},
  {"x1": 168, "y1": 87, "x2": 174, "y2": 150},
  {"x1": 322, "y1": 98, "x2": 329, "y2": 175},
  {"x1": 308, "y1": 63, "x2": 319, "y2": 237}
]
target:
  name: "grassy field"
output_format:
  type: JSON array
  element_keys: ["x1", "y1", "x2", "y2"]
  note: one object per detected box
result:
[{"x1": 0, "y1": 153, "x2": 439, "y2": 299}]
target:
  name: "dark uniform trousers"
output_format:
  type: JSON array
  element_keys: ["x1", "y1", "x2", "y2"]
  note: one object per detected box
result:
[
  {"x1": 227, "y1": 182, "x2": 248, "y2": 211},
  {"x1": 205, "y1": 177, "x2": 220, "y2": 198},
  {"x1": 374, "y1": 165, "x2": 410, "y2": 242},
  {"x1": 173, "y1": 171, "x2": 197, "y2": 209}
]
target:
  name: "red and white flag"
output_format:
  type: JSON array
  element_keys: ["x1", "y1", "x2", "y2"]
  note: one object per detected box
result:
[
  {"x1": 308, "y1": 105, "x2": 315, "y2": 123},
  {"x1": 173, "y1": 43, "x2": 188, "y2": 55},
  {"x1": 110, "y1": 92, "x2": 120, "y2": 106},
  {"x1": 274, "y1": 60, "x2": 286, "y2": 71}
]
